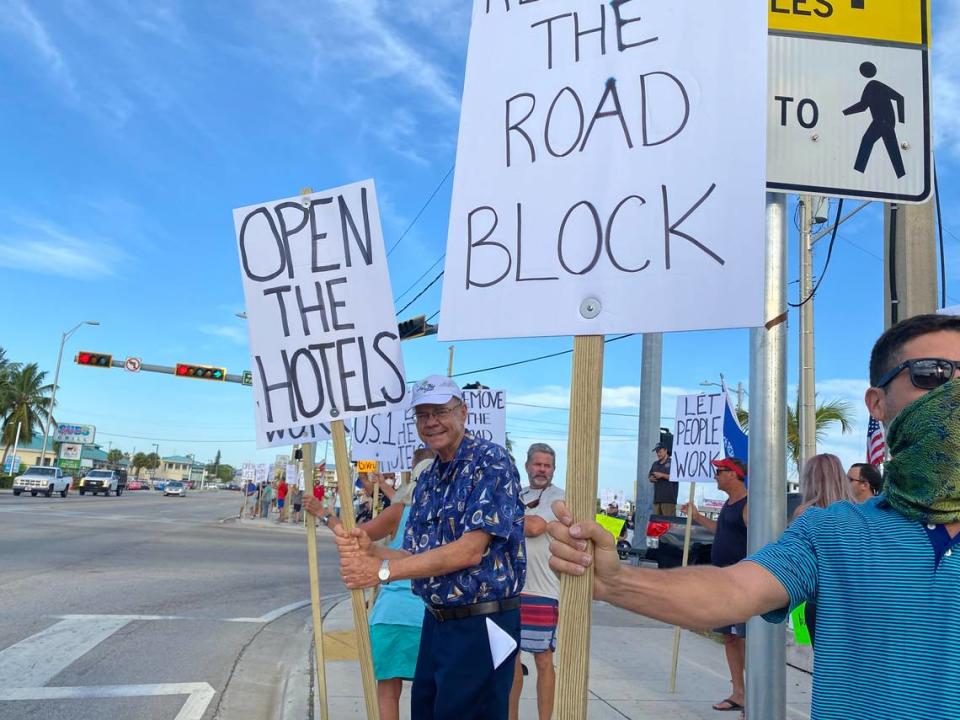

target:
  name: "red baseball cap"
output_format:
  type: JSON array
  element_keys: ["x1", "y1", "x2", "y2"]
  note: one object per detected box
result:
[{"x1": 711, "y1": 457, "x2": 746, "y2": 479}]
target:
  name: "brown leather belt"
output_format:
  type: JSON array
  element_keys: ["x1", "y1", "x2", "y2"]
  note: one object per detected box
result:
[{"x1": 427, "y1": 596, "x2": 521, "y2": 623}]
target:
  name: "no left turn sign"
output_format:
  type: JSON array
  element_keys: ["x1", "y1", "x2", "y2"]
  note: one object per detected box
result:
[{"x1": 124, "y1": 357, "x2": 142, "y2": 373}]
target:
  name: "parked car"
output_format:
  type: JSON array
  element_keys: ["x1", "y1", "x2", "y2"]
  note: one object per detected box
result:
[
  {"x1": 154, "y1": 481, "x2": 167, "y2": 491},
  {"x1": 164, "y1": 481, "x2": 187, "y2": 497},
  {"x1": 226, "y1": 482, "x2": 241, "y2": 491},
  {"x1": 78, "y1": 468, "x2": 127, "y2": 496},
  {"x1": 127, "y1": 479, "x2": 143, "y2": 490},
  {"x1": 12, "y1": 466, "x2": 72, "y2": 498}
]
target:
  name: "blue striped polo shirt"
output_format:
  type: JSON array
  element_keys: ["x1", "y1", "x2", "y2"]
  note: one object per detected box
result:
[{"x1": 749, "y1": 497, "x2": 960, "y2": 720}]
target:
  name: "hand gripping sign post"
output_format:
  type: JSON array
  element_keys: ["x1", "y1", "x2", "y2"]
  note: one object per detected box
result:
[
  {"x1": 235, "y1": 180, "x2": 406, "y2": 720},
  {"x1": 441, "y1": 3, "x2": 767, "y2": 715}
]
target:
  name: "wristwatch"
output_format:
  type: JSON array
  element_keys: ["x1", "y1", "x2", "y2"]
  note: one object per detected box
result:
[
  {"x1": 321, "y1": 513, "x2": 331, "y2": 526},
  {"x1": 377, "y1": 559, "x2": 392, "y2": 585}
]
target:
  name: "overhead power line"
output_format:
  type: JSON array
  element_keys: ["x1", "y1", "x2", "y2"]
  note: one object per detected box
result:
[
  {"x1": 451, "y1": 334, "x2": 635, "y2": 378},
  {"x1": 386, "y1": 165, "x2": 455, "y2": 257}
]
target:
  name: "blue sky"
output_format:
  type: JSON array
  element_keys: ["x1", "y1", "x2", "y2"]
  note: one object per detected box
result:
[{"x1": 2, "y1": 1, "x2": 958, "y2": 500}]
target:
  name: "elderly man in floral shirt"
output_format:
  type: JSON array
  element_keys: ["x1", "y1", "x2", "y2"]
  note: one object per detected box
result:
[{"x1": 334, "y1": 375, "x2": 525, "y2": 719}]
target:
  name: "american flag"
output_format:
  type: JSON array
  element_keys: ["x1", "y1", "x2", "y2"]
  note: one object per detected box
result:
[{"x1": 867, "y1": 417, "x2": 886, "y2": 465}]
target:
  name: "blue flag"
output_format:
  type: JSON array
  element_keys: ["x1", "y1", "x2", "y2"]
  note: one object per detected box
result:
[{"x1": 722, "y1": 395, "x2": 749, "y2": 485}]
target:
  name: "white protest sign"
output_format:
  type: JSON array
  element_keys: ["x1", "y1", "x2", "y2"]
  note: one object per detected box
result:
[
  {"x1": 241, "y1": 463, "x2": 255, "y2": 481},
  {"x1": 256, "y1": 419, "x2": 338, "y2": 450},
  {"x1": 255, "y1": 463, "x2": 270, "y2": 483},
  {"x1": 439, "y1": 1, "x2": 768, "y2": 340},
  {"x1": 670, "y1": 393, "x2": 725, "y2": 484},
  {"x1": 234, "y1": 179, "x2": 406, "y2": 446},
  {"x1": 285, "y1": 463, "x2": 299, "y2": 488},
  {"x1": 351, "y1": 389, "x2": 508, "y2": 472}
]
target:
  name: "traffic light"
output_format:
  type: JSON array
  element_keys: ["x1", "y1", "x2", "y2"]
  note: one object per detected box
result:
[
  {"x1": 398, "y1": 315, "x2": 438, "y2": 340},
  {"x1": 75, "y1": 351, "x2": 113, "y2": 368},
  {"x1": 175, "y1": 363, "x2": 227, "y2": 381}
]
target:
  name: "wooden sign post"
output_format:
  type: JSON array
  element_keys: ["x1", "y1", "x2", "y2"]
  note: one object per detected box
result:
[
  {"x1": 301, "y1": 442, "x2": 330, "y2": 720},
  {"x1": 669, "y1": 482, "x2": 698, "y2": 693},
  {"x1": 554, "y1": 336, "x2": 605, "y2": 717},
  {"x1": 330, "y1": 421, "x2": 380, "y2": 718}
]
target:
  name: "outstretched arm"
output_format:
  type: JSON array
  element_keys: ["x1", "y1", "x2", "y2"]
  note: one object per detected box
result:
[
  {"x1": 548, "y1": 501, "x2": 788, "y2": 629},
  {"x1": 842, "y1": 92, "x2": 869, "y2": 116}
]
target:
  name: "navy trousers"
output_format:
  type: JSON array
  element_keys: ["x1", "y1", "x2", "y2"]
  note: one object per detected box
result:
[{"x1": 410, "y1": 606, "x2": 520, "y2": 720}]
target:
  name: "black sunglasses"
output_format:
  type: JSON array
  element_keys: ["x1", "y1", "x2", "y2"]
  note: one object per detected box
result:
[
  {"x1": 876, "y1": 358, "x2": 960, "y2": 390},
  {"x1": 525, "y1": 488, "x2": 546, "y2": 509}
]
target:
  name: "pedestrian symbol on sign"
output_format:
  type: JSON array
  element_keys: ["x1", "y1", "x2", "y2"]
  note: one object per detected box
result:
[{"x1": 843, "y1": 62, "x2": 906, "y2": 179}]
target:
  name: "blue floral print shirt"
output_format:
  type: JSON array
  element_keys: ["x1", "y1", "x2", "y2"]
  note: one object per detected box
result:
[{"x1": 403, "y1": 434, "x2": 526, "y2": 607}]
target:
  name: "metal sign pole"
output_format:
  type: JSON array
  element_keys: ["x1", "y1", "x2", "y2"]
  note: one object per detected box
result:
[{"x1": 745, "y1": 193, "x2": 789, "y2": 720}]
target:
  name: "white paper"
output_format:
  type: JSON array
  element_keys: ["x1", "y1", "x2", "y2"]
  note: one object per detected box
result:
[
  {"x1": 351, "y1": 389, "x2": 507, "y2": 471},
  {"x1": 234, "y1": 179, "x2": 406, "y2": 445},
  {"x1": 670, "y1": 393, "x2": 725, "y2": 485},
  {"x1": 485, "y1": 617, "x2": 518, "y2": 670},
  {"x1": 440, "y1": 1, "x2": 768, "y2": 339}
]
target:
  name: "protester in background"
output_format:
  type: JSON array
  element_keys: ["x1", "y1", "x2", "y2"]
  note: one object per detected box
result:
[
  {"x1": 276, "y1": 477, "x2": 288, "y2": 523},
  {"x1": 509, "y1": 442, "x2": 564, "y2": 720},
  {"x1": 306, "y1": 471, "x2": 424, "y2": 720},
  {"x1": 793, "y1": 454, "x2": 854, "y2": 519},
  {"x1": 261, "y1": 481, "x2": 274, "y2": 520},
  {"x1": 681, "y1": 457, "x2": 749, "y2": 713},
  {"x1": 244, "y1": 479, "x2": 257, "y2": 518},
  {"x1": 848, "y1": 463, "x2": 883, "y2": 502},
  {"x1": 290, "y1": 484, "x2": 304, "y2": 524},
  {"x1": 332, "y1": 375, "x2": 525, "y2": 718},
  {"x1": 547, "y1": 314, "x2": 960, "y2": 719},
  {"x1": 648, "y1": 443, "x2": 678, "y2": 516}
]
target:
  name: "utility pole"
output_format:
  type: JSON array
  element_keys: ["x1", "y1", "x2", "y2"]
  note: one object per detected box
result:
[
  {"x1": 884, "y1": 199, "x2": 937, "y2": 329},
  {"x1": 746, "y1": 193, "x2": 788, "y2": 720},
  {"x1": 798, "y1": 195, "x2": 817, "y2": 480},
  {"x1": 632, "y1": 334, "x2": 663, "y2": 551}
]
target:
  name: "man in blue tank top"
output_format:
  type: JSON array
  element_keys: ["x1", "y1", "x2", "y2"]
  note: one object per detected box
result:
[{"x1": 682, "y1": 457, "x2": 748, "y2": 712}]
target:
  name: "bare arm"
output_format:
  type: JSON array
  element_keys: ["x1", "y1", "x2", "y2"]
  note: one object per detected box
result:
[
  {"x1": 524, "y1": 515, "x2": 548, "y2": 537},
  {"x1": 548, "y1": 500, "x2": 787, "y2": 629},
  {"x1": 680, "y1": 502, "x2": 717, "y2": 533}
]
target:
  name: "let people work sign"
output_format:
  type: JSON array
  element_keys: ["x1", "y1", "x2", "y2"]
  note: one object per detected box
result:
[
  {"x1": 234, "y1": 180, "x2": 407, "y2": 447},
  {"x1": 670, "y1": 392, "x2": 725, "y2": 484},
  {"x1": 439, "y1": 0, "x2": 768, "y2": 340},
  {"x1": 351, "y1": 389, "x2": 507, "y2": 472}
]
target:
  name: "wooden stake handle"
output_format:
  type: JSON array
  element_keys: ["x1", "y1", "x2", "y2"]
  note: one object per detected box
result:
[
  {"x1": 302, "y1": 442, "x2": 330, "y2": 720},
  {"x1": 668, "y1": 482, "x2": 698, "y2": 693},
  {"x1": 331, "y1": 420, "x2": 381, "y2": 720},
  {"x1": 554, "y1": 335, "x2": 605, "y2": 719}
]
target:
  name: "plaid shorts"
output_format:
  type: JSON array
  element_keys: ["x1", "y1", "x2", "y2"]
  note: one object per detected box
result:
[{"x1": 519, "y1": 594, "x2": 559, "y2": 654}]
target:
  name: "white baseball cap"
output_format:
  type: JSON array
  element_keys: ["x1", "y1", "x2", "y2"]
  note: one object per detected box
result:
[{"x1": 409, "y1": 375, "x2": 463, "y2": 407}]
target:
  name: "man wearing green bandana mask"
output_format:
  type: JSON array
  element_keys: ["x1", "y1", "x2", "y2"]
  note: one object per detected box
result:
[{"x1": 547, "y1": 313, "x2": 960, "y2": 720}]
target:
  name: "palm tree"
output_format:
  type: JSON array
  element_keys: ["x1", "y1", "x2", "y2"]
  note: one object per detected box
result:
[
  {"x1": 1, "y1": 364, "x2": 55, "y2": 469},
  {"x1": 734, "y1": 396, "x2": 854, "y2": 474},
  {"x1": 107, "y1": 449, "x2": 124, "y2": 467},
  {"x1": 0, "y1": 347, "x2": 21, "y2": 421}
]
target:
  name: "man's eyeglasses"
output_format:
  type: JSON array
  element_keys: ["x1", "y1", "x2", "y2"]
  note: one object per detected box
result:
[
  {"x1": 525, "y1": 488, "x2": 546, "y2": 509},
  {"x1": 414, "y1": 400, "x2": 462, "y2": 424},
  {"x1": 875, "y1": 358, "x2": 960, "y2": 390}
]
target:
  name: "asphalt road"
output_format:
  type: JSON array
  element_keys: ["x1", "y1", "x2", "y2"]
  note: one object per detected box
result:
[{"x1": 0, "y1": 488, "x2": 346, "y2": 720}]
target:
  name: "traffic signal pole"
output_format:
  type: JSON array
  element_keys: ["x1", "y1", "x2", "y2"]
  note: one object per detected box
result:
[{"x1": 77, "y1": 357, "x2": 249, "y2": 384}]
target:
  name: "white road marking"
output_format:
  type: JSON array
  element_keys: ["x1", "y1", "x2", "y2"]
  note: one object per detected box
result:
[
  {"x1": 0, "y1": 617, "x2": 131, "y2": 688},
  {"x1": 57, "y1": 599, "x2": 316, "y2": 625},
  {"x1": 0, "y1": 683, "x2": 216, "y2": 720}
]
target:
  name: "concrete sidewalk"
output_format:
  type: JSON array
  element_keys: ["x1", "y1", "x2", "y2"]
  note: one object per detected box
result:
[{"x1": 314, "y1": 597, "x2": 813, "y2": 719}]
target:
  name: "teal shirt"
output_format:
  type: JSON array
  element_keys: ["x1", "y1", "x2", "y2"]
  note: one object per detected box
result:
[
  {"x1": 368, "y1": 505, "x2": 425, "y2": 628},
  {"x1": 749, "y1": 497, "x2": 960, "y2": 719}
]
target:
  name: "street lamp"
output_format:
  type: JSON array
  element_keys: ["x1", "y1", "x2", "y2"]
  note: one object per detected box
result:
[
  {"x1": 700, "y1": 373, "x2": 746, "y2": 412},
  {"x1": 39, "y1": 321, "x2": 100, "y2": 466}
]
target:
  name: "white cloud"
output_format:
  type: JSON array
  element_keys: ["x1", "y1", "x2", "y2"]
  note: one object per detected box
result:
[
  {"x1": 933, "y1": 3, "x2": 960, "y2": 157},
  {"x1": 0, "y1": 0, "x2": 76, "y2": 92},
  {"x1": 0, "y1": 218, "x2": 126, "y2": 278},
  {"x1": 199, "y1": 324, "x2": 248, "y2": 346}
]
